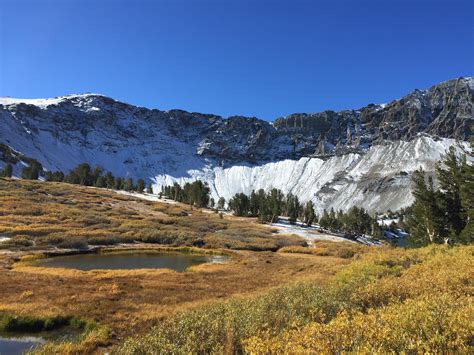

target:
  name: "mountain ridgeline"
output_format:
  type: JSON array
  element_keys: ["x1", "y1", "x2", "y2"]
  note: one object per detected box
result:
[
  {"x1": 0, "y1": 77, "x2": 472, "y2": 213},
  {"x1": 1, "y1": 77, "x2": 472, "y2": 163}
]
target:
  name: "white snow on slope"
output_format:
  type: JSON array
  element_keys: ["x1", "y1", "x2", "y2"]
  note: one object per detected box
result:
[
  {"x1": 271, "y1": 218, "x2": 352, "y2": 243},
  {"x1": 152, "y1": 136, "x2": 469, "y2": 214},
  {"x1": 0, "y1": 93, "x2": 469, "y2": 214},
  {"x1": 0, "y1": 101, "x2": 210, "y2": 178},
  {"x1": 0, "y1": 94, "x2": 105, "y2": 108}
]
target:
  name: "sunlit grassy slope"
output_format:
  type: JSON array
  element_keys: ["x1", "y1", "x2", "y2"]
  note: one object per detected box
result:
[
  {"x1": 0, "y1": 179, "x2": 471, "y2": 353},
  {"x1": 0, "y1": 178, "x2": 304, "y2": 251},
  {"x1": 0, "y1": 178, "x2": 347, "y2": 353},
  {"x1": 120, "y1": 245, "x2": 473, "y2": 354}
]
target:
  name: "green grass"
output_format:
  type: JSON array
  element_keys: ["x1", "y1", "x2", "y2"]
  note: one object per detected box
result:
[{"x1": 0, "y1": 313, "x2": 88, "y2": 333}]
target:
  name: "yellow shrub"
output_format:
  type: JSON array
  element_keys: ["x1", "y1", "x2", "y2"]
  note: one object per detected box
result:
[
  {"x1": 244, "y1": 293, "x2": 473, "y2": 353},
  {"x1": 120, "y1": 244, "x2": 473, "y2": 354}
]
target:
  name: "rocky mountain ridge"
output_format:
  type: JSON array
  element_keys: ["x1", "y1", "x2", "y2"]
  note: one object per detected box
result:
[
  {"x1": 0, "y1": 76, "x2": 472, "y2": 213},
  {"x1": 1, "y1": 77, "x2": 472, "y2": 166}
]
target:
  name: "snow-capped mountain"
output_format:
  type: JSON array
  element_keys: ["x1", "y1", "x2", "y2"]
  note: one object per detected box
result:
[{"x1": 1, "y1": 77, "x2": 472, "y2": 213}]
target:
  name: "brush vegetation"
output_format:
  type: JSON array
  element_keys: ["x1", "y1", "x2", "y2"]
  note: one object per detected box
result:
[
  {"x1": 0, "y1": 312, "x2": 108, "y2": 354},
  {"x1": 120, "y1": 244, "x2": 473, "y2": 354},
  {"x1": 0, "y1": 313, "x2": 82, "y2": 333},
  {"x1": 1, "y1": 246, "x2": 347, "y2": 353},
  {"x1": 0, "y1": 179, "x2": 472, "y2": 353},
  {"x1": 0, "y1": 179, "x2": 305, "y2": 251}
]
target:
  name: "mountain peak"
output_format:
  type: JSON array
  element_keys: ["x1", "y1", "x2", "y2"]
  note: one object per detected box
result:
[{"x1": 0, "y1": 93, "x2": 108, "y2": 108}]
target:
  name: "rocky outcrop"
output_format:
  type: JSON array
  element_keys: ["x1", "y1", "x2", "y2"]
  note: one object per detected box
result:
[
  {"x1": 1, "y1": 77, "x2": 472, "y2": 169},
  {"x1": 273, "y1": 77, "x2": 473, "y2": 156}
]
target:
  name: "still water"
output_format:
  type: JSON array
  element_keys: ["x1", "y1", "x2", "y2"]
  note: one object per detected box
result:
[
  {"x1": 35, "y1": 252, "x2": 227, "y2": 272},
  {"x1": 0, "y1": 335, "x2": 44, "y2": 355}
]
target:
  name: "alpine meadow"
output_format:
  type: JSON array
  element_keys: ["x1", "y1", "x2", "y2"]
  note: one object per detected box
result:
[{"x1": 0, "y1": 0, "x2": 473, "y2": 354}]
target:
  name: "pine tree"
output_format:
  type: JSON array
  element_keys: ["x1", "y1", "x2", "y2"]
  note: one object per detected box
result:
[
  {"x1": 329, "y1": 208, "x2": 340, "y2": 230},
  {"x1": 1, "y1": 163, "x2": 13, "y2": 178},
  {"x1": 92, "y1": 165, "x2": 104, "y2": 185},
  {"x1": 160, "y1": 180, "x2": 211, "y2": 207},
  {"x1": 405, "y1": 146, "x2": 473, "y2": 246},
  {"x1": 5, "y1": 164, "x2": 13, "y2": 177},
  {"x1": 286, "y1": 193, "x2": 300, "y2": 224},
  {"x1": 105, "y1": 172, "x2": 115, "y2": 189},
  {"x1": 371, "y1": 221, "x2": 383, "y2": 237},
  {"x1": 124, "y1": 178, "x2": 134, "y2": 191},
  {"x1": 258, "y1": 197, "x2": 272, "y2": 223},
  {"x1": 21, "y1": 161, "x2": 42, "y2": 180},
  {"x1": 228, "y1": 193, "x2": 250, "y2": 216},
  {"x1": 136, "y1": 178, "x2": 145, "y2": 193},
  {"x1": 268, "y1": 188, "x2": 284, "y2": 223},
  {"x1": 66, "y1": 163, "x2": 93, "y2": 185},
  {"x1": 436, "y1": 147, "x2": 465, "y2": 237},
  {"x1": 319, "y1": 209, "x2": 331, "y2": 229},
  {"x1": 249, "y1": 190, "x2": 260, "y2": 216},
  {"x1": 172, "y1": 183, "x2": 182, "y2": 201},
  {"x1": 146, "y1": 183, "x2": 153, "y2": 194},
  {"x1": 77, "y1": 163, "x2": 92, "y2": 185},
  {"x1": 94, "y1": 176, "x2": 106, "y2": 188},
  {"x1": 191, "y1": 180, "x2": 210, "y2": 207},
  {"x1": 303, "y1": 201, "x2": 316, "y2": 226},
  {"x1": 45, "y1": 171, "x2": 64, "y2": 182},
  {"x1": 459, "y1": 145, "x2": 474, "y2": 243},
  {"x1": 344, "y1": 206, "x2": 372, "y2": 234},
  {"x1": 115, "y1": 177, "x2": 124, "y2": 190},
  {"x1": 406, "y1": 169, "x2": 447, "y2": 246},
  {"x1": 217, "y1": 197, "x2": 226, "y2": 210}
]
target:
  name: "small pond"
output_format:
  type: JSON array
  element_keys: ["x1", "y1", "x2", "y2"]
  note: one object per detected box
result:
[
  {"x1": 0, "y1": 335, "x2": 44, "y2": 355},
  {"x1": 34, "y1": 252, "x2": 228, "y2": 272},
  {"x1": 0, "y1": 327, "x2": 80, "y2": 354}
]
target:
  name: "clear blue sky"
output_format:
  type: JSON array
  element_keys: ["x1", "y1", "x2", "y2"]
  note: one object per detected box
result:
[{"x1": 1, "y1": 0, "x2": 473, "y2": 120}]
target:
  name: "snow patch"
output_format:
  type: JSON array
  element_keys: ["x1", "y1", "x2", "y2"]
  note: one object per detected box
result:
[
  {"x1": 152, "y1": 137, "x2": 468, "y2": 214},
  {"x1": 271, "y1": 218, "x2": 353, "y2": 243},
  {"x1": 0, "y1": 94, "x2": 105, "y2": 109}
]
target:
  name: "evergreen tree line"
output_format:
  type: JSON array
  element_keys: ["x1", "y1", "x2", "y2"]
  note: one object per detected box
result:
[
  {"x1": 21, "y1": 160, "x2": 43, "y2": 180},
  {"x1": 405, "y1": 146, "x2": 473, "y2": 246},
  {"x1": 227, "y1": 188, "x2": 380, "y2": 236},
  {"x1": 161, "y1": 181, "x2": 211, "y2": 208},
  {"x1": 0, "y1": 160, "x2": 43, "y2": 179},
  {"x1": 318, "y1": 206, "x2": 382, "y2": 236},
  {"x1": 227, "y1": 189, "x2": 316, "y2": 225},
  {"x1": 0, "y1": 163, "x2": 13, "y2": 178},
  {"x1": 16, "y1": 161, "x2": 154, "y2": 193}
]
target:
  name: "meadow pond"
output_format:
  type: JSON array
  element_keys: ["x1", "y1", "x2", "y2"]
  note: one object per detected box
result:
[{"x1": 33, "y1": 251, "x2": 228, "y2": 272}]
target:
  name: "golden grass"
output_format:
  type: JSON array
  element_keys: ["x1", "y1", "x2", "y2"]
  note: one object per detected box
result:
[
  {"x1": 3, "y1": 178, "x2": 443, "y2": 354},
  {"x1": 243, "y1": 245, "x2": 474, "y2": 354},
  {"x1": 118, "y1": 245, "x2": 473, "y2": 354},
  {"x1": 0, "y1": 248, "x2": 349, "y2": 353},
  {"x1": 0, "y1": 178, "x2": 305, "y2": 251}
]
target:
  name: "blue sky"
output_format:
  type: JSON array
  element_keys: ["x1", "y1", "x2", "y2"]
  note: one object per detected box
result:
[{"x1": 1, "y1": 0, "x2": 472, "y2": 120}]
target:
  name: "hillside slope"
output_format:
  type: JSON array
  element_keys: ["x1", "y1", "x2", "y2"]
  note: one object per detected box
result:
[{"x1": 0, "y1": 77, "x2": 472, "y2": 213}]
